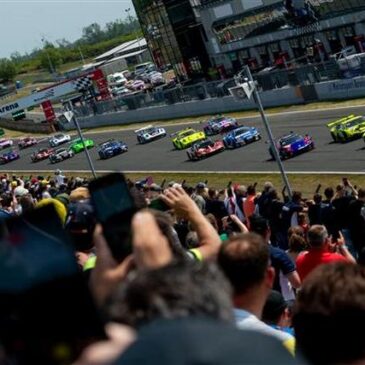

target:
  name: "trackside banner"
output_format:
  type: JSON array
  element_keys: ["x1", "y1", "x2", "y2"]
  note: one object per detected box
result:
[{"x1": 0, "y1": 81, "x2": 77, "y2": 118}]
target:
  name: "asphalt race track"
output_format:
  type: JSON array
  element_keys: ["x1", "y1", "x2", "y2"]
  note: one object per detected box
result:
[{"x1": 2, "y1": 105, "x2": 365, "y2": 173}]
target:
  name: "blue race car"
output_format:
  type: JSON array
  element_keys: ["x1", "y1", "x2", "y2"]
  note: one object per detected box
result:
[
  {"x1": 98, "y1": 139, "x2": 128, "y2": 160},
  {"x1": 223, "y1": 126, "x2": 261, "y2": 148},
  {"x1": 269, "y1": 133, "x2": 314, "y2": 160},
  {"x1": 0, "y1": 149, "x2": 19, "y2": 164},
  {"x1": 203, "y1": 115, "x2": 238, "y2": 136}
]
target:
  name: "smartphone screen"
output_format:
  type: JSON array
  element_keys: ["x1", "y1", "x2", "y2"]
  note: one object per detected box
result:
[
  {"x1": 89, "y1": 173, "x2": 137, "y2": 262},
  {"x1": 149, "y1": 198, "x2": 170, "y2": 212},
  {"x1": 0, "y1": 205, "x2": 105, "y2": 365}
]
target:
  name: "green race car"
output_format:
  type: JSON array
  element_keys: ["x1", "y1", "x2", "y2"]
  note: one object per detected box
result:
[
  {"x1": 327, "y1": 114, "x2": 365, "y2": 143},
  {"x1": 171, "y1": 128, "x2": 206, "y2": 150},
  {"x1": 69, "y1": 138, "x2": 95, "y2": 153}
]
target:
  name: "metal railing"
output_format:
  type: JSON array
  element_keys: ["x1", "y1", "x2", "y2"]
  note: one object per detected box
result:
[{"x1": 70, "y1": 59, "x2": 365, "y2": 117}]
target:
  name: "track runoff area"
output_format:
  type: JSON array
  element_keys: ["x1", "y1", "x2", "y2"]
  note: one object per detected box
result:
[{"x1": 2, "y1": 105, "x2": 365, "y2": 174}]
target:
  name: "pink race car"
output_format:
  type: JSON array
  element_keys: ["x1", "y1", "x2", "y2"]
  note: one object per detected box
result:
[
  {"x1": 18, "y1": 137, "x2": 37, "y2": 149},
  {"x1": 0, "y1": 139, "x2": 13, "y2": 149}
]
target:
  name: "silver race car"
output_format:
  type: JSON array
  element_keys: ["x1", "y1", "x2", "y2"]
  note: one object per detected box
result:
[{"x1": 135, "y1": 125, "x2": 166, "y2": 144}]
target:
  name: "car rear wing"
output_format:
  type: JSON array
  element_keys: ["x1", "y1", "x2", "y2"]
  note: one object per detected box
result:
[
  {"x1": 170, "y1": 128, "x2": 192, "y2": 138},
  {"x1": 327, "y1": 114, "x2": 356, "y2": 128},
  {"x1": 134, "y1": 125, "x2": 154, "y2": 134}
]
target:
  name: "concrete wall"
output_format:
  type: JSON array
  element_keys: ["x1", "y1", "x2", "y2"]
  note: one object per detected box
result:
[
  {"x1": 61, "y1": 86, "x2": 304, "y2": 130},
  {"x1": 0, "y1": 118, "x2": 55, "y2": 134},
  {"x1": 315, "y1": 76, "x2": 365, "y2": 100}
]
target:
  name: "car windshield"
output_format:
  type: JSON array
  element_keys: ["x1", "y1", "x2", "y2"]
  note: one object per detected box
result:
[
  {"x1": 143, "y1": 128, "x2": 155, "y2": 134},
  {"x1": 280, "y1": 135, "x2": 301, "y2": 145},
  {"x1": 211, "y1": 117, "x2": 225, "y2": 123},
  {"x1": 343, "y1": 118, "x2": 364, "y2": 128},
  {"x1": 55, "y1": 134, "x2": 64, "y2": 138},
  {"x1": 56, "y1": 149, "x2": 65, "y2": 154},
  {"x1": 72, "y1": 139, "x2": 81, "y2": 144},
  {"x1": 179, "y1": 130, "x2": 195, "y2": 138},
  {"x1": 197, "y1": 140, "x2": 214, "y2": 148},
  {"x1": 233, "y1": 127, "x2": 250, "y2": 136}
]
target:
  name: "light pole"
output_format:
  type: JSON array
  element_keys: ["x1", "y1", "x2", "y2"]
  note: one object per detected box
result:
[
  {"x1": 41, "y1": 37, "x2": 55, "y2": 74},
  {"x1": 233, "y1": 66, "x2": 293, "y2": 199},
  {"x1": 125, "y1": 7, "x2": 141, "y2": 51},
  {"x1": 64, "y1": 110, "x2": 97, "y2": 179}
]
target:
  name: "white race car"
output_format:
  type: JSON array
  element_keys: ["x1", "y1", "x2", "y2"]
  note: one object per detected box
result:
[
  {"x1": 135, "y1": 125, "x2": 166, "y2": 144},
  {"x1": 0, "y1": 139, "x2": 13, "y2": 149},
  {"x1": 49, "y1": 133, "x2": 71, "y2": 147}
]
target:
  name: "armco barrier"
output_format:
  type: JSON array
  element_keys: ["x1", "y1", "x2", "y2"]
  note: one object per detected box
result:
[
  {"x1": 0, "y1": 118, "x2": 55, "y2": 134},
  {"x1": 315, "y1": 76, "x2": 365, "y2": 101},
  {"x1": 61, "y1": 87, "x2": 304, "y2": 130}
]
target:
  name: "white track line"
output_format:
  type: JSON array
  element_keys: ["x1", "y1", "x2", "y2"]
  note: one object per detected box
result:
[{"x1": 2, "y1": 170, "x2": 365, "y2": 175}]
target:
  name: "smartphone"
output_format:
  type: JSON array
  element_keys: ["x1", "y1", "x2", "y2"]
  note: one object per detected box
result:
[
  {"x1": 227, "y1": 181, "x2": 232, "y2": 188},
  {"x1": 315, "y1": 184, "x2": 322, "y2": 194},
  {"x1": 253, "y1": 182, "x2": 258, "y2": 188},
  {"x1": 0, "y1": 205, "x2": 105, "y2": 365},
  {"x1": 149, "y1": 198, "x2": 170, "y2": 212},
  {"x1": 88, "y1": 173, "x2": 137, "y2": 262}
]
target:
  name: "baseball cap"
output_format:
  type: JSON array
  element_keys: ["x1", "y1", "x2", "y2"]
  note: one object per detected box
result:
[
  {"x1": 196, "y1": 182, "x2": 206, "y2": 189},
  {"x1": 149, "y1": 183, "x2": 162, "y2": 192},
  {"x1": 55, "y1": 193, "x2": 70, "y2": 208},
  {"x1": 14, "y1": 186, "x2": 29, "y2": 197},
  {"x1": 262, "y1": 290, "x2": 287, "y2": 324}
]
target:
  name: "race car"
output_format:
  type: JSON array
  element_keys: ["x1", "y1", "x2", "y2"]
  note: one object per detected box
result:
[
  {"x1": 327, "y1": 114, "x2": 365, "y2": 142},
  {"x1": 98, "y1": 139, "x2": 128, "y2": 159},
  {"x1": 203, "y1": 115, "x2": 238, "y2": 136},
  {"x1": 171, "y1": 128, "x2": 206, "y2": 150},
  {"x1": 0, "y1": 150, "x2": 19, "y2": 164},
  {"x1": 269, "y1": 133, "x2": 314, "y2": 160},
  {"x1": 31, "y1": 148, "x2": 54, "y2": 162},
  {"x1": 49, "y1": 133, "x2": 71, "y2": 147},
  {"x1": 223, "y1": 126, "x2": 261, "y2": 148},
  {"x1": 18, "y1": 137, "x2": 37, "y2": 149},
  {"x1": 69, "y1": 138, "x2": 94, "y2": 154},
  {"x1": 187, "y1": 138, "x2": 225, "y2": 161},
  {"x1": 0, "y1": 139, "x2": 13, "y2": 150},
  {"x1": 49, "y1": 148, "x2": 74, "y2": 164},
  {"x1": 135, "y1": 125, "x2": 166, "y2": 144}
]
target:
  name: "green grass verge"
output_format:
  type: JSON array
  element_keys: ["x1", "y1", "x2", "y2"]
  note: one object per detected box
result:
[{"x1": 3, "y1": 172, "x2": 364, "y2": 198}]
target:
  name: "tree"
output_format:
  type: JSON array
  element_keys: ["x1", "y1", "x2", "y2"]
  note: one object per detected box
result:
[
  {"x1": 82, "y1": 23, "x2": 103, "y2": 44},
  {"x1": 39, "y1": 45, "x2": 63, "y2": 73},
  {"x1": 0, "y1": 59, "x2": 17, "y2": 81}
]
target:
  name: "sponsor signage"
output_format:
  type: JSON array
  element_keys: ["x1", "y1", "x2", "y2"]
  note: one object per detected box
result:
[
  {"x1": 41, "y1": 100, "x2": 56, "y2": 123},
  {"x1": 0, "y1": 80, "x2": 76, "y2": 118}
]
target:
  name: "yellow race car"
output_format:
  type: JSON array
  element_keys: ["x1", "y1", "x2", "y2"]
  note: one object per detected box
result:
[
  {"x1": 327, "y1": 114, "x2": 365, "y2": 142},
  {"x1": 171, "y1": 128, "x2": 205, "y2": 149}
]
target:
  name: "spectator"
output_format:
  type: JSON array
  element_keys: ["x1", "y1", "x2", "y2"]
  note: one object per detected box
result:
[
  {"x1": 296, "y1": 225, "x2": 355, "y2": 281},
  {"x1": 192, "y1": 182, "x2": 207, "y2": 213},
  {"x1": 205, "y1": 188, "x2": 228, "y2": 228},
  {"x1": 293, "y1": 263, "x2": 365, "y2": 365},
  {"x1": 262, "y1": 290, "x2": 293, "y2": 336},
  {"x1": 243, "y1": 184, "x2": 257, "y2": 225},
  {"x1": 218, "y1": 233, "x2": 295, "y2": 353},
  {"x1": 250, "y1": 214, "x2": 301, "y2": 295},
  {"x1": 347, "y1": 188, "x2": 365, "y2": 257},
  {"x1": 287, "y1": 233, "x2": 307, "y2": 263},
  {"x1": 255, "y1": 182, "x2": 274, "y2": 218}
]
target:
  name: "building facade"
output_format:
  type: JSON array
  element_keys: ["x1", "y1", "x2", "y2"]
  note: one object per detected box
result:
[
  {"x1": 195, "y1": 0, "x2": 365, "y2": 74},
  {"x1": 132, "y1": 0, "x2": 211, "y2": 79}
]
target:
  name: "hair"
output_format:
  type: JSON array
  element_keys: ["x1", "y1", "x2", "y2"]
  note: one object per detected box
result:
[
  {"x1": 297, "y1": 212, "x2": 307, "y2": 225},
  {"x1": 307, "y1": 225, "x2": 328, "y2": 248},
  {"x1": 324, "y1": 187, "x2": 334, "y2": 200},
  {"x1": 288, "y1": 234, "x2": 307, "y2": 253},
  {"x1": 108, "y1": 261, "x2": 234, "y2": 328},
  {"x1": 358, "y1": 188, "x2": 365, "y2": 199},
  {"x1": 208, "y1": 188, "x2": 218, "y2": 199},
  {"x1": 249, "y1": 214, "x2": 270, "y2": 238},
  {"x1": 262, "y1": 290, "x2": 287, "y2": 326},
  {"x1": 148, "y1": 209, "x2": 187, "y2": 260},
  {"x1": 218, "y1": 233, "x2": 269, "y2": 295},
  {"x1": 288, "y1": 226, "x2": 304, "y2": 239},
  {"x1": 293, "y1": 263, "x2": 365, "y2": 365},
  {"x1": 292, "y1": 191, "x2": 302, "y2": 202},
  {"x1": 313, "y1": 193, "x2": 322, "y2": 204},
  {"x1": 247, "y1": 185, "x2": 256, "y2": 196},
  {"x1": 19, "y1": 195, "x2": 35, "y2": 214},
  {"x1": 205, "y1": 213, "x2": 218, "y2": 232}
]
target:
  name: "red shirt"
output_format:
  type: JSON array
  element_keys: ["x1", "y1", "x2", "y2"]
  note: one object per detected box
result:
[{"x1": 296, "y1": 249, "x2": 348, "y2": 281}]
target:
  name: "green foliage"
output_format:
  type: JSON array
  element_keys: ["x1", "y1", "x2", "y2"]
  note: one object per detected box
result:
[
  {"x1": 0, "y1": 58, "x2": 17, "y2": 81},
  {"x1": 39, "y1": 46, "x2": 63, "y2": 73}
]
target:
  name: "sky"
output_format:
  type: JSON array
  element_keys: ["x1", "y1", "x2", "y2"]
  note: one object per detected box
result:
[{"x1": 0, "y1": 0, "x2": 135, "y2": 58}]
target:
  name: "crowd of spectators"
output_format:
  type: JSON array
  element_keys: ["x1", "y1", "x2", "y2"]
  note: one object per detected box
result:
[{"x1": 1, "y1": 170, "x2": 365, "y2": 365}]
